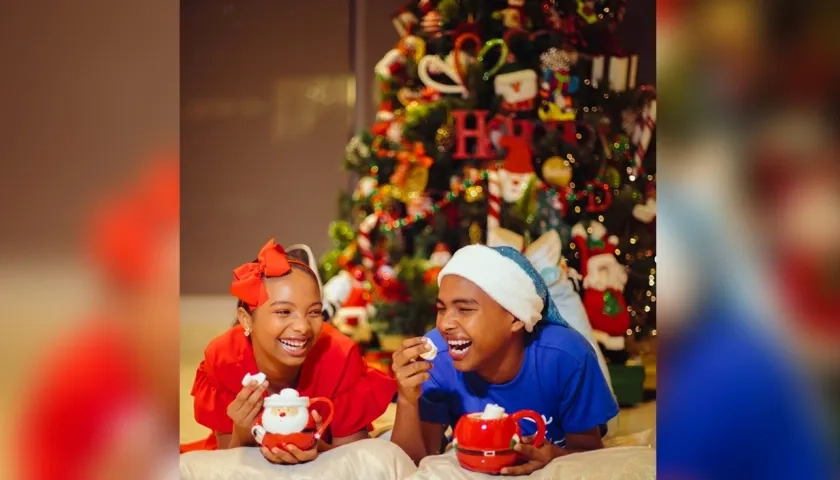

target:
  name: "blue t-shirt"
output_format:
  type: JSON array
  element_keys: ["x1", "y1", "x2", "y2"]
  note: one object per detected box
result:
[
  {"x1": 658, "y1": 305, "x2": 838, "y2": 480},
  {"x1": 419, "y1": 324, "x2": 619, "y2": 447}
]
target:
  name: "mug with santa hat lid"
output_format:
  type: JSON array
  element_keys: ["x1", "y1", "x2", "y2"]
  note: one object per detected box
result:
[
  {"x1": 452, "y1": 403, "x2": 546, "y2": 474},
  {"x1": 251, "y1": 387, "x2": 334, "y2": 451}
]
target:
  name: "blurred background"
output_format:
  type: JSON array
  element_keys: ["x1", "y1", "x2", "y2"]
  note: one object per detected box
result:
[{"x1": 0, "y1": 1, "x2": 178, "y2": 479}]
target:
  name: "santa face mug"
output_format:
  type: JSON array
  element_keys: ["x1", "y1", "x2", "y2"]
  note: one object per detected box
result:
[
  {"x1": 250, "y1": 388, "x2": 334, "y2": 452},
  {"x1": 452, "y1": 404, "x2": 546, "y2": 474}
]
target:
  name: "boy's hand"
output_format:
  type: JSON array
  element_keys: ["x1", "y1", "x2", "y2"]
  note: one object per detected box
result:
[
  {"x1": 392, "y1": 337, "x2": 433, "y2": 404},
  {"x1": 500, "y1": 439, "x2": 561, "y2": 476}
]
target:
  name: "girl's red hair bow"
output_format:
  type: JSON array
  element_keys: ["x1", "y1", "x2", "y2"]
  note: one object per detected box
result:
[{"x1": 230, "y1": 238, "x2": 292, "y2": 309}]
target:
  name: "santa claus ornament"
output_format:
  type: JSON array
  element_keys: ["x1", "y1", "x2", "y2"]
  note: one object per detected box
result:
[
  {"x1": 250, "y1": 387, "x2": 334, "y2": 452},
  {"x1": 494, "y1": 136, "x2": 536, "y2": 203},
  {"x1": 571, "y1": 221, "x2": 631, "y2": 360}
]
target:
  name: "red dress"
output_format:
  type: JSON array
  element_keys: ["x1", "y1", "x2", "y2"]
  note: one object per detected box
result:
[{"x1": 180, "y1": 323, "x2": 396, "y2": 452}]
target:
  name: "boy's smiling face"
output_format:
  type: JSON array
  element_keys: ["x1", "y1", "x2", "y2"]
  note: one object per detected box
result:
[{"x1": 435, "y1": 275, "x2": 524, "y2": 373}]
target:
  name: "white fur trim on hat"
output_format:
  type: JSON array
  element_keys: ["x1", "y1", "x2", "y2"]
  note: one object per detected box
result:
[{"x1": 438, "y1": 245, "x2": 544, "y2": 332}]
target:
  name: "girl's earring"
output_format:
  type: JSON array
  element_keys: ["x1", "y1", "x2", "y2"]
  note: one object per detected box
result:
[{"x1": 244, "y1": 327, "x2": 251, "y2": 337}]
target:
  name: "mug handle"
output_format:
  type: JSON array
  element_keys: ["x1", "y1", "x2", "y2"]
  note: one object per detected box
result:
[
  {"x1": 510, "y1": 409, "x2": 546, "y2": 448},
  {"x1": 308, "y1": 397, "x2": 335, "y2": 441}
]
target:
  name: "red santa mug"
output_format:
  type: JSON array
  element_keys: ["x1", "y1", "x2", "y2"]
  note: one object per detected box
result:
[
  {"x1": 452, "y1": 404, "x2": 546, "y2": 474},
  {"x1": 251, "y1": 388, "x2": 334, "y2": 451}
]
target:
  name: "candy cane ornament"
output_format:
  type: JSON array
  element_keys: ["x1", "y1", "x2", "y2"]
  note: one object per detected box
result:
[
  {"x1": 631, "y1": 99, "x2": 656, "y2": 178},
  {"x1": 486, "y1": 169, "x2": 502, "y2": 232},
  {"x1": 356, "y1": 213, "x2": 380, "y2": 270}
]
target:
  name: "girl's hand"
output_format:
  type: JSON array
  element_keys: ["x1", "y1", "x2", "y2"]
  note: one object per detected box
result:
[
  {"x1": 226, "y1": 380, "x2": 268, "y2": 431},
  {"x1": 259, "y1": 411, "x2": 323, "y2": 464}
]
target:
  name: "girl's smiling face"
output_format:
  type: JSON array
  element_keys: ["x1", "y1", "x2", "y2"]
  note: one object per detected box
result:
[{"x1": 242, "y1": 268, "x2": 324, "y2": 367}]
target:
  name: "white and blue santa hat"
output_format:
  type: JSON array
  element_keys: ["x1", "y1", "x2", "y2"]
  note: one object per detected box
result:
[{"x1": 438, "y1": 244, "x2": 570, "y2": 332}]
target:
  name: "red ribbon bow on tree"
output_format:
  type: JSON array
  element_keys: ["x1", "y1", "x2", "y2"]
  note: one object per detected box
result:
[{"x1": 230, "y1": 238, "x2": 292, "y2": 310}]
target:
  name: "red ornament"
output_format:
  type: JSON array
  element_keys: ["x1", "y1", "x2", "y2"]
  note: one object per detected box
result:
[
  {"x1": 423, "y1": 266, "x2": 442, "y2": 286},
  {"x1": 586, "y1": 181, "x2": 613, "y2": 213},
  {"x1": 421, "y1": 10, "x2": 443, "y2": 34},
  {"x1": 349, "y1": 265, "x2": 367, "y2": 282}
]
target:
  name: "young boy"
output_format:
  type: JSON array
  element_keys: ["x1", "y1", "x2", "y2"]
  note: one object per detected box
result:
[{"x1": 390, "y1": 244, "x2": 618, "y2": 475}]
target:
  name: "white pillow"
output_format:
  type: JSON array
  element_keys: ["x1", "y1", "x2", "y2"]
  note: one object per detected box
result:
[
  {"x1": 180, "y1": 438, "x2": 417, "y2": 480},
  {"x1": 408, "y1": 446, "x2": 655, "y2": 480}
]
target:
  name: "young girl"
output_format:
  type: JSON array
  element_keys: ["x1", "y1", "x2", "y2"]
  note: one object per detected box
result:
[{"x1": 182, "y1": 239, "x2": 397, "y2": 465}]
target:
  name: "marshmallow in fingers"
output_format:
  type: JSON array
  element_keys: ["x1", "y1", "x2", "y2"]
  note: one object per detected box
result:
[
  {"x1": 241, "y1": 372, "x2": 267, "y2": 387},
  {"x1": 419, "y1": 337, "x2": 438, "y2": 360}
]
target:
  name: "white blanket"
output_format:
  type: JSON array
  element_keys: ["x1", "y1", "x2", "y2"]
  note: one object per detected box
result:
[
  {"x1": 408, "y1": 447, "x2": 655, "y2": 480},
  {"x1": 180, "y1": 440, "x2": 655, "y2": 480},
  {"x1": 179, "y1": 439, "x2": 417, "y2": 480}
]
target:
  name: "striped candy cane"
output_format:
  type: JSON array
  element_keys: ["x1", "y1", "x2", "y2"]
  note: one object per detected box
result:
[
  {"x1": 357, "y1": 213, "x2": 380, "y2": 270},
  {"x1": 486, "y1": 169, "x2": 502, "y2": 232},
  {"x1": 631, "y1": 99, "x2": 656, "y2": 178}
]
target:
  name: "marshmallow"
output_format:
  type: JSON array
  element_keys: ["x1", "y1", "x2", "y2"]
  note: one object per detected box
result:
[
  {"x1": 420, "y1": 337, "x2": 438, "y2": 360},
  {"x1": 480, "y1": 404, "x2": 506, "y2": 420},
  {"x1": 242, "y1": 372, "x2": 267, "y2": 387}
]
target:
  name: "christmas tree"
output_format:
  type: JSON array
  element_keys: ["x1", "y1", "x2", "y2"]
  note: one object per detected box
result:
[{"x1": 318, "y1": 0, "x2": 656, "y2": 364}]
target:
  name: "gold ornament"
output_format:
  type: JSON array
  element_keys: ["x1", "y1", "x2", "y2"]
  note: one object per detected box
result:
[
  {"x1": 541, "y1": 156, "x2": 573, "y2": 188},
  {"x1": 389, "y1": 186, "x2": 405, "y2": 202},
  {"x1": 403, "y1": 166, "x2": 429, "y2": 199},
  {"x1": 376, "y1": 184, "x2": 397, "y2": 203},
  {"x1": 464, "y1": 185, "x2": 485, "y2": 203},
  {"x1": 469, "y1": 222, "x2": 482, "y2": 244},
  {"x1": 435, "y1": 124, "x2": 455, "y2": 152},
  {"x1": 337, "y1": 242, "x2": 358, "y2": 268},
  {"x1": 604, "y1": 166, "x2": 622, "y2": 189}
]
